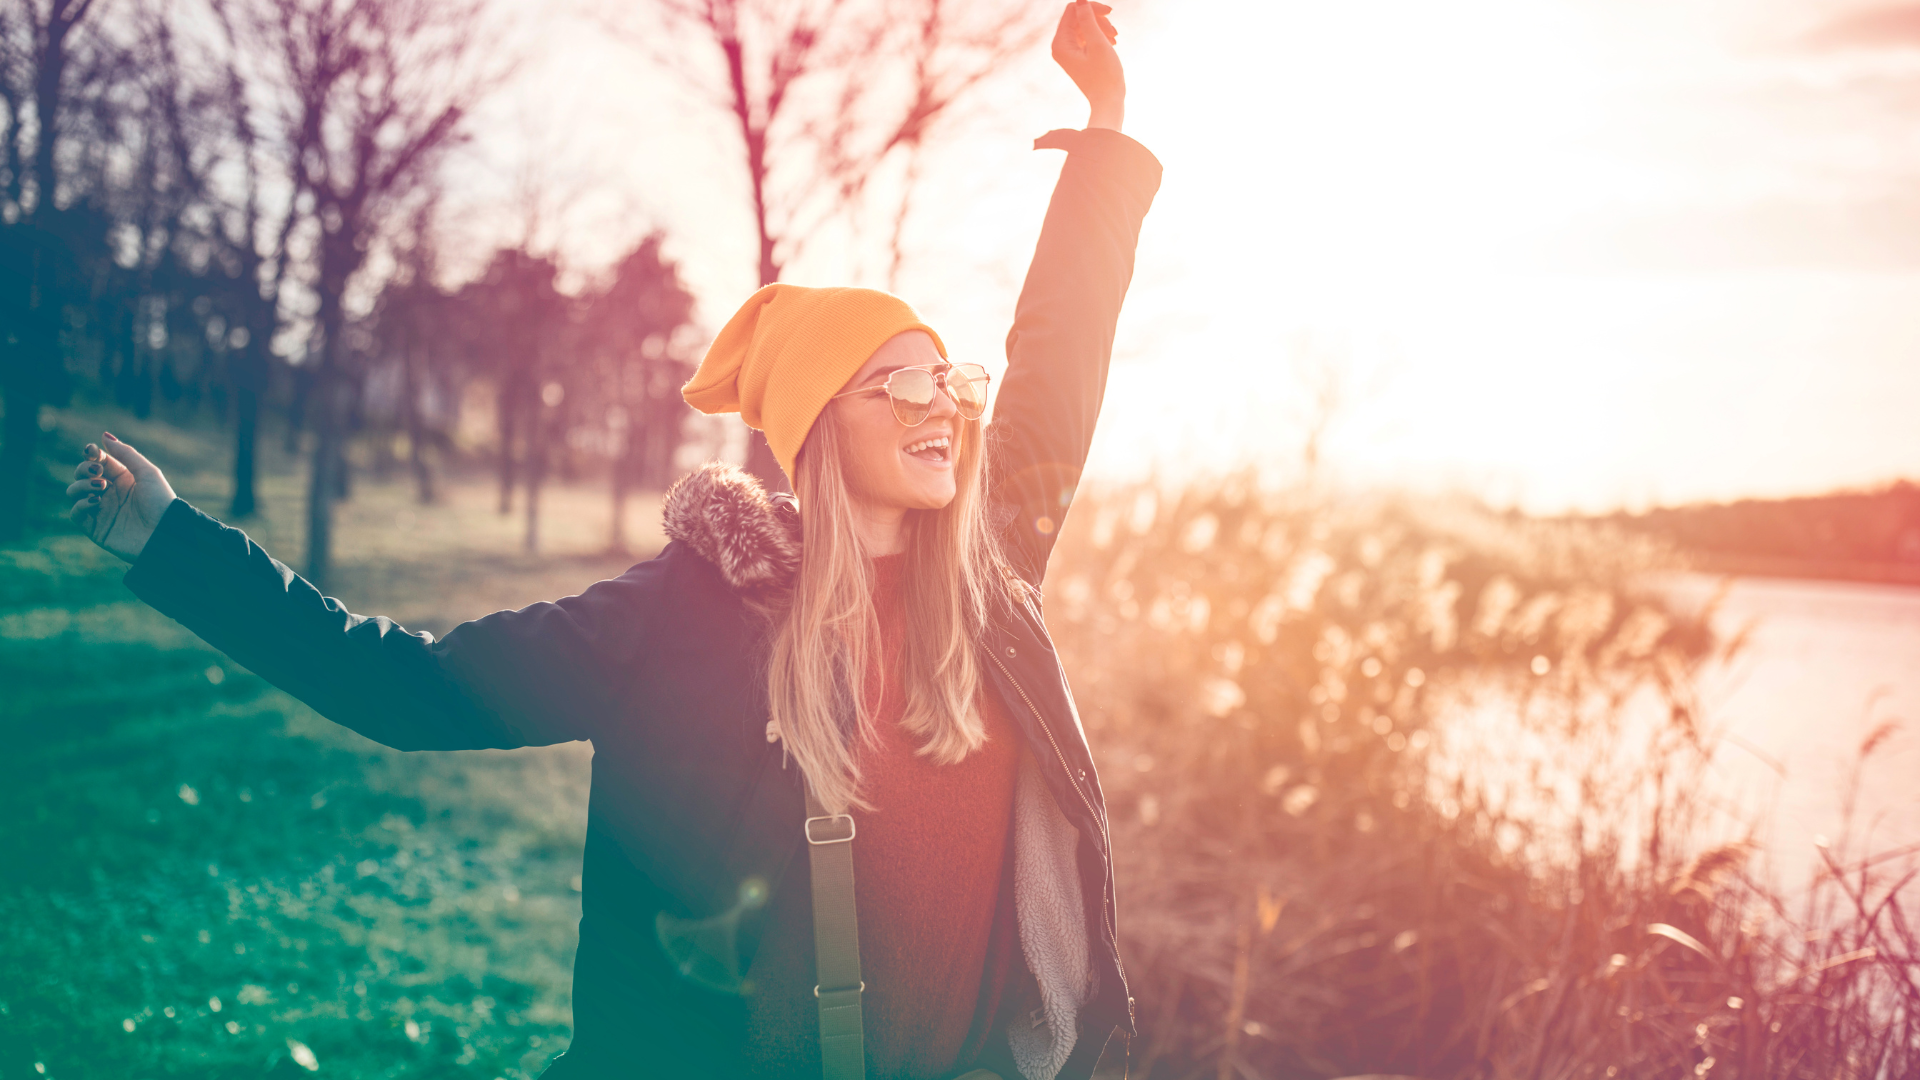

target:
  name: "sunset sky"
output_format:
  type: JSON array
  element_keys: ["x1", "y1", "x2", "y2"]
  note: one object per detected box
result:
[{"x1": 454, "y1": 0, "x2": 1920, "y2": 514}]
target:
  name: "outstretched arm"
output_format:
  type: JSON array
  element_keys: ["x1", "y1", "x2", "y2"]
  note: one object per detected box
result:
[
  {"x1": 986, "y1": 3, "x2": 1162, "y2": 584},
  {"x1": 70, "y1": 434, "x2": 649, "y2": 752}
]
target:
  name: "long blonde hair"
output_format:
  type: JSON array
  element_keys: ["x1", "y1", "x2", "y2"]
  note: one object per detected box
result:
[{"x1": 760, "y1": 402, "x2": 1010, "y2": 813}]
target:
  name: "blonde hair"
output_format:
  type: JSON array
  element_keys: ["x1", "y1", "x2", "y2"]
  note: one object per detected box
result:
[{"x1": 760, "y1": 403, "x2": 1010, "y2": 813}]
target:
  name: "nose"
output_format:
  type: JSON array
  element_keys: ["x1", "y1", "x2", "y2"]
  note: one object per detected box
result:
[{"x1": 926, "y1": 374, "x2": 960, "y2": 421}]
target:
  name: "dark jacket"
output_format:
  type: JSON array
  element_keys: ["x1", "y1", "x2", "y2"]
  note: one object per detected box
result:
[{"x1": 121, "y1": 126, "x2": 1161, "y2": 1078}]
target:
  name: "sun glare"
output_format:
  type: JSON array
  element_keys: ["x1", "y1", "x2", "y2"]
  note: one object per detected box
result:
[{"x1": 1070, "y1": 0, "x2": 1920, "y2": 511}]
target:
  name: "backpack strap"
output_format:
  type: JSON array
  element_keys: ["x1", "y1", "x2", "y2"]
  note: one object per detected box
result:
[{"x1": 804, "y1": 790, "x2": 865, "y2": 1080}]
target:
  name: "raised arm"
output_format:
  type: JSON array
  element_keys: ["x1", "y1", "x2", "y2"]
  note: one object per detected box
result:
[
  {"x1": 69, "y1": 434, "x2": 648, "y2": 752},
  {"x1": 986, "y1": 2, "x2": 1162, "y2": 583}
]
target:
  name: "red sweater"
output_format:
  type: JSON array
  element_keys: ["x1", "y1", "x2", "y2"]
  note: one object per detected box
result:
[{"x1": 743, "y1": 553, "x2": 1023, "y2": 1078}]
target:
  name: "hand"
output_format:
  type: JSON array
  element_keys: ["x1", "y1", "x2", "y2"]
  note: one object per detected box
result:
[
  {"x1": 1052, "y1": 1, "x2": 1125, "y2": 132},
  {"x1": 68, "y1": 432, "x2": 178, "y2": 564}
]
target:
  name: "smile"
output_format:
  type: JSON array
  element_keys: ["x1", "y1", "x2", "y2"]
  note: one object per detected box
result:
[{"x1": 903, "y1": 435, "x2": 951, "y2": 463}]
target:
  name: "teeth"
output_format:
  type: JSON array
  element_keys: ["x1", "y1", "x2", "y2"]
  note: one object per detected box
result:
[{"x1": 904, "y1": 436, "x2": 951, "y2": 455}]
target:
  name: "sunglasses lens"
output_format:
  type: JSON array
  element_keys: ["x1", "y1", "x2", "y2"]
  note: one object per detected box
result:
[
  {"x1": 946, "y1": 365, "x2": 989, "y2": 419},
  {"x1": 888, "y1": 368, "x2": 936, "y2": 425}
]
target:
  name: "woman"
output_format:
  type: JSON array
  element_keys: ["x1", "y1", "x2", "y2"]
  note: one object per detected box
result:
[{"x1": 64, "y1": 4, "x2": 1158, "y2": 1077}]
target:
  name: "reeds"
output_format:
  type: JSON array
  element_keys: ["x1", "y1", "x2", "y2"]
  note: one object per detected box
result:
[{"x1": 1049, "y1": 477, "x2": 1919, "y2": 1079}]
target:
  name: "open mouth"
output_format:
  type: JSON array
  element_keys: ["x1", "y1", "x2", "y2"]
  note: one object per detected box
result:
[{"x1": 904, "y1": 435, "x2": 951, "y2": 463}]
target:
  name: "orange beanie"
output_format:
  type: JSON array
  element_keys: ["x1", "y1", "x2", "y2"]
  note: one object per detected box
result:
[{"x1": 681, "y1": 284, "x2": 947, "y2": 484}]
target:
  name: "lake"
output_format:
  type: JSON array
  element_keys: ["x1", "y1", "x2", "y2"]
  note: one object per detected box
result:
[{"x1": 1661, "y1": 573, "x2": 1920, "y2": 884}]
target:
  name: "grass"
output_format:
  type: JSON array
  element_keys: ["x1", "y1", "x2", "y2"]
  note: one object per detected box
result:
[
  {"x1": 1055, "y1": 477, "x2": 1920, "y2": 1079},
  {"x1": 0, "y1": 404, "x2": 664, "y2": 1080},
  {"x1": 5, "y1": 403, "x2": 1915, "y2": 1078}
]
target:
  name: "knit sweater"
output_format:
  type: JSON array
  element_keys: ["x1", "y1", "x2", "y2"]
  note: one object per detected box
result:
[{"x1": 742, "y1": 553, "x2": 1023, "y2": 1077}]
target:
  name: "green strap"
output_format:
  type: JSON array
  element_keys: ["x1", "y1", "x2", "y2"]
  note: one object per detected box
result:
[{"x1": 805, "y1": 791, "x2": 865, "y2": 1080}]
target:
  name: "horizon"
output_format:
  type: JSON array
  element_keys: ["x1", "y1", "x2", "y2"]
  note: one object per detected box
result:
[{"x1": 432, "y1": 0, "x2": 1920, "y2": 515}]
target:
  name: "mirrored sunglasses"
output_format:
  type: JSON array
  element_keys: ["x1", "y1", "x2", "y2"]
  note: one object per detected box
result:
[{"x1": 829, "y1": 363, "x2": 991, "y2": 426}]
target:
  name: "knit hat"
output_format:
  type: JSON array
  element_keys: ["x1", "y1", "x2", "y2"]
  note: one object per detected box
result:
[{"x1": 681, "y1": 284, "x2": 947, "y2": 483}]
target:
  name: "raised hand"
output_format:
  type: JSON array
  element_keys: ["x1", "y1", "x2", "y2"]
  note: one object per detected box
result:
[
  {"x1": 67, "y1": 432, "x2": 178, "y2": 564},
  {"x1": 1052, "y1": 1, "x2": 1125, "y2": 132}
]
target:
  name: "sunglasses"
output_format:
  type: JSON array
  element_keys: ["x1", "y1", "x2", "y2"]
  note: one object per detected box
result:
[{"x1": 827, "y1": 362, "x2": 991, "y2": 426}]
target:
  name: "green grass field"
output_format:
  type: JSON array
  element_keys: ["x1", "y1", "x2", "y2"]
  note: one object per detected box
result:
[{"x1": 1, "y1": 407, "x2": 667, "y2": 1080}]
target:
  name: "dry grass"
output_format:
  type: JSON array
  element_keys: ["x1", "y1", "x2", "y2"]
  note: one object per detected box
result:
[{"x1": 1050, "y1": 477, "x2": 1920, "y2": 1079}]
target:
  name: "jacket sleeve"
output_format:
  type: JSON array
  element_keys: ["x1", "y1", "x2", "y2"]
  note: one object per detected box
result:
[
  {"x1": 121, "y1": 497, "x2": 651, "y2": 751},
  {"x1": 986, "y1": 127, "x2": 1162, "y2": 585}
]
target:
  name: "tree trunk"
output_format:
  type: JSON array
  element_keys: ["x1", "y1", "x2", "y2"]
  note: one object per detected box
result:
[
  {"x1": 608, "y1": 404, "x2": 632, "y2": 555},
  {"x1": 524, "y1": 399, "x2": 545, "y2": 553},
  {"x1": 724, "y1": 51, "x2": 789, "y2": 496},
  {"x1": 2, "y1": 240, "x2": 62, "y2": 542},
  {"x1": 640, "y1": 369, "x2": 679, "y2": 490},
  {"x1": 231, "y1": 376, "x2": 260, "y2": 518},
  {"x1": 305, "y1": 257, "x2": 352, "y2": 588},
  {"x1": 305, "y1": 364, "x2": 341, "y2": 589},
  {"x1": 403, "y1": 343, "x2": 436, "y2": 505},
  {"x1": 229, "y1": 329, "x2": 267, "y2": 518},
  {"x1": 0, "y1": 383, "x2": 40, "y2": 543},
  {"x1": 497, "y1": 378, "x2": 518, "y2": 515},
  {"x1": 284, "y1": 363, "x2": 309, "y2": 455}
]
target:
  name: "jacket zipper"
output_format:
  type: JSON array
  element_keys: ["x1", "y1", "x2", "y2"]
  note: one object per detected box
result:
[
  {"x1": 989, "y1": 648, "x2": 1133, "y2": 1022},
  {"x1": 989, "y1": 650, "x2": 1102, "y2": 844}
]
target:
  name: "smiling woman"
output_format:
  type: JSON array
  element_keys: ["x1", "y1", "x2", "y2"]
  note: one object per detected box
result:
[
  {"x1": 825, "y1": 345, "x2": 994, "y2": 545},
  {"x1": 64, "y1": 4, "x2": 1160, "y2": 1078}
]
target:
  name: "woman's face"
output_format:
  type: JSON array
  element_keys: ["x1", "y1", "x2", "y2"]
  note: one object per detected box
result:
[{"x1": 828, "y1": 330, "x2": 961, "y2": 512}]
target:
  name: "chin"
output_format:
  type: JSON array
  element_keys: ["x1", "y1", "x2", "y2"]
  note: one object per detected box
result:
[{"x1": 906, "y1": 485, "x2": 957, "y2": 511}]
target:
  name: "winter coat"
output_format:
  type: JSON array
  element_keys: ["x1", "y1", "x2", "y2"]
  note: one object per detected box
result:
[{"x1": 120, "y1": 126, "x2": 1161, "y2": 1079}]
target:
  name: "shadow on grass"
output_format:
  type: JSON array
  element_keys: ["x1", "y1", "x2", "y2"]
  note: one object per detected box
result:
[{"x1": 2, "y1": 545, "x2": 589, "y2": 1080}]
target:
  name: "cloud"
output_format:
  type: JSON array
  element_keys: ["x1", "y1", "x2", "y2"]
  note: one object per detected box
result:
[{"x1": 1803, "y1": 5, "x2": 1920, "y2": 51}]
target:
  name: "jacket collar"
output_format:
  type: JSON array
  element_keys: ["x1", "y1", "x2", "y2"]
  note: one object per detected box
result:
[
  {"x1": 662, "y1": 463, "x2": 801, "y2": 591},
  {"x1": 663, "y1": 461, "x2": 1047, "y2": 613}
]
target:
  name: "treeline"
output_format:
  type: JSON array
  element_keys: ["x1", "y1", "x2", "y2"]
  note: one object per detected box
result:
[
  {"x1": 1609, "y1": 482, "x2": 1920, "y2": 585},
  {"x1": 1, "y1": 0, "x2": 1055, "y2": 583},
  {"x1": 0, "y1": 0, "x2": 705, "y2": 582}
]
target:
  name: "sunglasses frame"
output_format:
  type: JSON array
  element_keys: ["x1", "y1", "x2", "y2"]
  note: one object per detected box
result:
[{"x1": 827, "y1": 362, "x2": 991, "y2": 427}]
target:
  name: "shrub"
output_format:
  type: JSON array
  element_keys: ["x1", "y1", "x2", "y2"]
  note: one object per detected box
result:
[{"x1": 1051, "y1": 477, "x2": 1918, "y2": 1079}]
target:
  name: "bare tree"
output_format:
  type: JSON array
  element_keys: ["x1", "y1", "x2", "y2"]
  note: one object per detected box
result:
[
  {"x1": 452, "y1": 247, "x2": 566, "y2": 549},
  {"x1": 815, "y1": 0, "x2": 1048, "y2": 289},
  {"x1": 582, "y1": 232, "x2": 695, "y2": 554},
  {"x1": 605, "y1": 0, "x2": 1047, "y2": 491},
  {"x1": 368, "y1": 200, "x2": 454, "y2": 506},
  {"x1": 190, "y1": 0, "x2": 302, "y2": 519},
  {"x1": 231, "y1": 0, "x2": 501, "y2": 587},
  {"x1": 0, "y1": 0, "x2": 119, "y2": 540}
]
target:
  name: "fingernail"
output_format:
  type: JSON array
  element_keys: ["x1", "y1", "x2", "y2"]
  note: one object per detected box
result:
[
  {"x1": 104, "y1": 431, "x2": 117, "y2": 441},
  {"x1": 86, "y1": 464, "x2": 100, "y2": 474}
]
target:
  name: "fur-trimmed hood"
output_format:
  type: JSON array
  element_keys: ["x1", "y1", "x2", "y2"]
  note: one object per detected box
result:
[{"x1": 662, "y1": 463, "x2": 801, "y2": 591}]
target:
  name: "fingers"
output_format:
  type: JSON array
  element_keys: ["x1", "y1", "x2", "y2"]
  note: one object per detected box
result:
[
  {"x1": 1089, "y1": 2, "x2": 1117, "y2": 43},
  {"x1": 101, "y1": 432, "x2": 159, "y2": 480},
  {"x1": 1065, "y1": 1, "x2": 1116, "y2": 50},
  {"x1": 83, "y1": 440, "x2": 132, "y2": 486},
  {"x1": 1072, "y1": 1, "x2": 1101, "y2": 45},
  {"x1": 67, "y1": 476, "x2": 110, "y2": 498},
  {"x1": 1053, "y1": 3, "x2": 1082, "y2": 52},
  {"x1": 69, "y1": 492, "x2": 101, "y2": 525}
]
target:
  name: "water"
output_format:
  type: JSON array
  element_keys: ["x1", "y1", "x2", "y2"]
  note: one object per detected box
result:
[{"x1": 1660, "y1": 574, "x2": 1920, "y2": 882}]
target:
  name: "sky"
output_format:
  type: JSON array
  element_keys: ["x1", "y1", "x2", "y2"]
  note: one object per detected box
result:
[{"x1": 450, "y1": 0, "x2": 1920, "y2": 514}]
